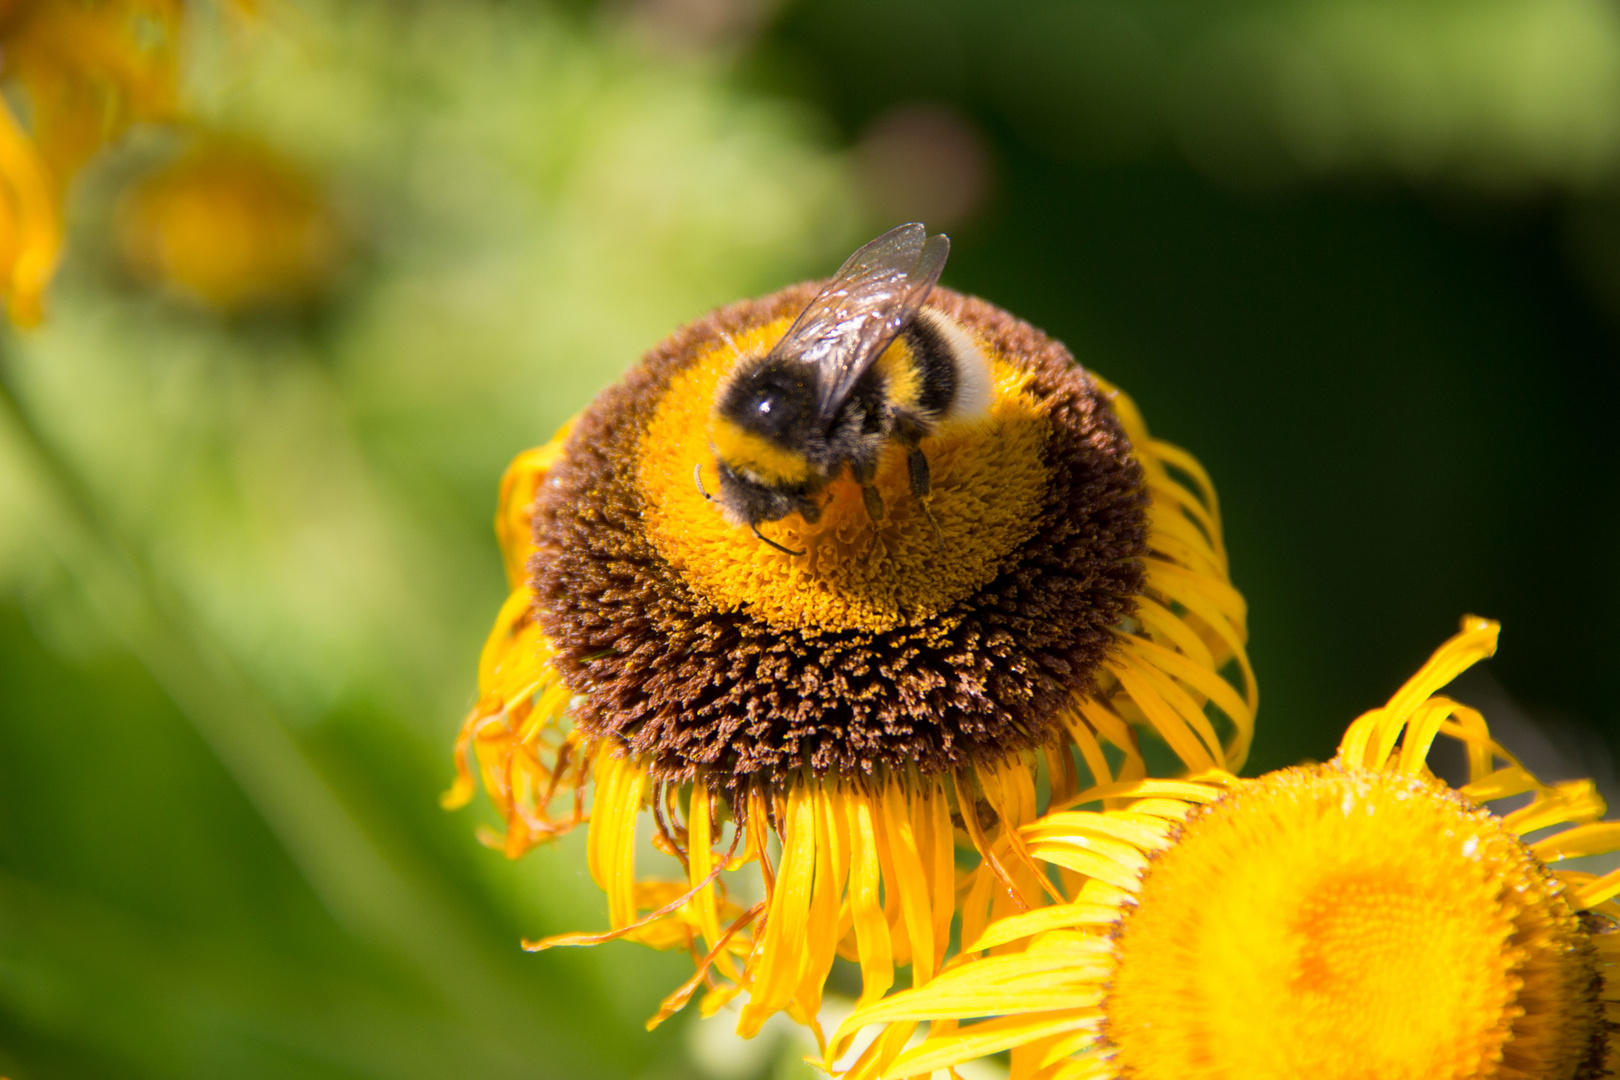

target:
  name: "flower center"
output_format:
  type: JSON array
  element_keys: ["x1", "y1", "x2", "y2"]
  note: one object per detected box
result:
[
  {"x1": 1106, "y1": 767, "x2": 1598, "y2": 1080},
  {"x1": 532, "y1": 284, "x2": 1147, "y2": 789},
  {"x1": 636, "y1": 316, "x2": 1052, "y2": 633}
]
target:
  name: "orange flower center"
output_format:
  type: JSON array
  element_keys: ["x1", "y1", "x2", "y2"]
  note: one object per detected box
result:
[{"x1": 636, "y1": 317, "x2": 1052, "y2": 632}]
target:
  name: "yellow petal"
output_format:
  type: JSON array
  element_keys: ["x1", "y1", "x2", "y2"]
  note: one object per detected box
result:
[
  {"x1": 966, "y1": 904, "x2": 1123, "y2": 953},
  {"x1": 1530, "y1": 822, "x2": 1620, "y2": 862},
  {"x1": 885, "y1": 1012, "x2": 1099, "y2": 1078}
]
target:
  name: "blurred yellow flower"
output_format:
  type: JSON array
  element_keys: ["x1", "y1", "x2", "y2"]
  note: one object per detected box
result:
[
  {"x1": 841, "y1": 617, "x2": 1620, "y2": 1080},
  {"x1": 446, "y1": 271, "x2": 1256, "y2": 1062},
  {"x1": 0, "y1": 0, "x2": 184, "y2": 323},
  {"x1": 118, "y1": 138, "x2": 344, "y2": 311}
]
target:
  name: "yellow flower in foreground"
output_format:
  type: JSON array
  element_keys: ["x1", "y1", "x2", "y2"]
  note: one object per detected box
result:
[
  {"x1": 843, "y1": 617, "x2": 1620, "y2": 1080},
  {"x1": 118, "y1": 139, "x2": 345, "y2": 311},
  {"x1": 446, "y1": 260, "x2": 1255, "y2": 1066},
  {"x1": 0, "y1": 0, "x2": 184, "y2": 323}
]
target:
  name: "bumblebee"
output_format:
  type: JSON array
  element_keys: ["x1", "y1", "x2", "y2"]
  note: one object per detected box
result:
[{"x1": 699, "y1": 223, "x2": 994, "y2": 554}]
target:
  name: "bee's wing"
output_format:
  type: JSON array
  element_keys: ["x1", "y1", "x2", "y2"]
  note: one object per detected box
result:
[{"x1": 768, "y1": 223, "x2": 950, "y2": 421}]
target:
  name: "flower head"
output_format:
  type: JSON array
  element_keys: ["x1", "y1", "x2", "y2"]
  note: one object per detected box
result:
[
  {"x1": 118, "y1": 138, "x2": 345, "y2": 311},
  {"x1": 845, "y1": 617, "x2": 1620, "y2": 1080},
  {"x1": 0, "y1": 0, "x2": 185, "y2": 323},
  {"x1": 446, "y1": 247, "x2": 1255, "y2": 1057}
]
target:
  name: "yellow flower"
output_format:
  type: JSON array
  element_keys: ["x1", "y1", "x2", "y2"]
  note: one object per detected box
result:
[
  {"x1": 118, "y1": 138, "x2": 345, "y2": 311},
  {"x1": 0, "y1": 0, "x2": 184, "y2": 323},
  {"x1": 842, "y1": 617, "x2": 1620, "y2": 1080},
  {"x1": 445, "y1": 275, "x2": 1255, "y2": 1062}
]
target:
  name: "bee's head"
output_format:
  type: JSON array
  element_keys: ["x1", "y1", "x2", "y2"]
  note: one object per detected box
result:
[
  {"x1": 708, "y1": 354, "x2": 821, "y2": 490},
  {"x1": 711, "y1": 458, "x2": 820, "y2": 528}
]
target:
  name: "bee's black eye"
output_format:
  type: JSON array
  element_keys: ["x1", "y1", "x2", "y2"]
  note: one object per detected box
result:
[{"x1": 717, "y1": 356, "x2": 816, "y2": 441}]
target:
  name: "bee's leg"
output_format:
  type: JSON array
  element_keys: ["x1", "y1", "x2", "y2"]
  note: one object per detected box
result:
[
  {"x1": 904, "y1": 444, "x2": 931, "y2": 500},
  {"x1": 917, "y1": 499, "x2": 944, "y2": 551},
  {"x1": 851, "y1": 459, "x2": 885, "y2": 522},
  {"x1": 891, "y1": 411, "x2": 935, "y2": 501},
  {"x1": 903, "y1": 442, "x2": 943, "y2": 552},
  {"x1": 860, "y1": 484, "x2": 885, "y2": 522}
]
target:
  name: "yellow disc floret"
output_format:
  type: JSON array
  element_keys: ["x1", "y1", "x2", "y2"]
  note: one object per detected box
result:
[
  {"x1": 1106, "y1": 766, "x2": 1596, "y2": 1080},
  {"x1": 638, "y1": 316, "x2": 1051, "y2": 633}
]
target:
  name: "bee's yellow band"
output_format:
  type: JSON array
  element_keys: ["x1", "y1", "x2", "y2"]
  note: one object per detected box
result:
[
  {"x1": 704, "y1": 334, "x2": 928, "y2": 490},
  {"x1": 707, "y1": 415, "x2": 814, "y2": 486},
  {"x1": 873, "y1": 337, "x2": 923, "y2": 412}
]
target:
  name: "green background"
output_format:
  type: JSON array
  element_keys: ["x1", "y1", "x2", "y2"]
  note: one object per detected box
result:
[{"x1": 1, "y1": 1, "x2": 1616, "y2": 1077}]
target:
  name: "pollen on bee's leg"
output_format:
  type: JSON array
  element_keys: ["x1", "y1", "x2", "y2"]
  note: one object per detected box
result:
[{"x1": 919, "y1": 497, "x2": 943, "y2": 553}]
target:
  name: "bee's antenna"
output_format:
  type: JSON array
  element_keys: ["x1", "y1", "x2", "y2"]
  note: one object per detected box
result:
[
  {"x1": 751, "y1": 523, "x2": 804, "y2": 558},
  {"x1": 694, "y1": 463, "x2": 713, "y2": 501}
]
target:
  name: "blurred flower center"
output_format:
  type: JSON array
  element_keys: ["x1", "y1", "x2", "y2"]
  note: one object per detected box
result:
[{"x1": 117, "y1": 141, "x2": 344, "y2": 312}]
